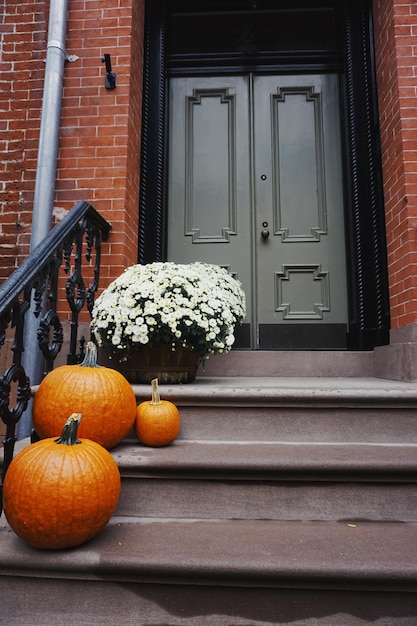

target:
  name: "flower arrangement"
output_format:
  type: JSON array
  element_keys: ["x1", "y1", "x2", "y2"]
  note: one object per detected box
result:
[{"x1": 91, "y1": 262, "x2": 246, "y2": 361}]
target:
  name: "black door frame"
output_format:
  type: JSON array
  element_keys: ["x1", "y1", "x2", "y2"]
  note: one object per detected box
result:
[{"x1": 138, "y1": 0, "x2": 390, "y2": 351}]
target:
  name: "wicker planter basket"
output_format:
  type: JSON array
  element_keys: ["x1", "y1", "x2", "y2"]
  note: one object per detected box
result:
[{"x1": 99, "y1": 344, "x2": 200, "y2": 384}]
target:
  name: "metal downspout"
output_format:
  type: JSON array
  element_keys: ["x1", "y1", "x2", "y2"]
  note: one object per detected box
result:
[
  {"x1": 31, "y1": 0, "x2": 69, "y2": 249},
  {"x1": 19, "y1": 0, "x2": 70, "y2": 438}
]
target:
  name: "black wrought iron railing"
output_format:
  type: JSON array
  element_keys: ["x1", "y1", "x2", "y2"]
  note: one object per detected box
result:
[{"x1": 0, "y1": 201, "x2": 111, "y2": 512}]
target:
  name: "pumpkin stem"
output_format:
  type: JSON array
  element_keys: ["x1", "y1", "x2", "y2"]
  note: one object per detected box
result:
[
  {"x1": 55, "y1": 413, "x2": 83, "y2": 446},
  {"x1": 81, "y1": 341, "x2": 100, "y2": 368},
  {"x1": 150, "y1": 378, "x2": 162, "y2": 405}
]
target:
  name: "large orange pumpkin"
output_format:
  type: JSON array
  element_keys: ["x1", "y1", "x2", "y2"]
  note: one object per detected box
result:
[
  {"x1": 3, "y1": 413, "x2": 121, "y2": 550},
  {"x1": 32, "y1": 341, "x2": 136, "y2": 449},
  {"x1": 135, "y1": 378, "x2": 180, "y2": 447}
]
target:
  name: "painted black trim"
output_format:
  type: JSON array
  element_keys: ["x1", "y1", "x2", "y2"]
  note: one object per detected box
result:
[
  {"x1": 259, "y1": 324, "x2": 348, "y2": 350},
  {"x1": 138, "y1": 0, "x2": 167, "y2": 264},
  {"x1": 139, "y1": 0, "x2": 390, "y2": 350},
  {"x1": 342, "y1": 0, "x2": 390, "y2": 349}
]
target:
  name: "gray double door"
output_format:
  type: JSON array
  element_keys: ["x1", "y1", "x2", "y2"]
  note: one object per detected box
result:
[{"x1": 167, "y1": 73, "x2": 348, "y2": 349}]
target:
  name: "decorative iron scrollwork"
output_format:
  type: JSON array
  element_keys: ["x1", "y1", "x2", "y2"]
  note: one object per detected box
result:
[
  {"x1": 32, "y1": 261, "x2": 54, "y2": 318},
  {"x1": 0, "y1": 201, "x2": 111, "y2": 513},
  {"x1": 37, "y1": 309, "x2": 64, "y2": 364},
  {"x1": 63, "y1": 235, "x2": 74, "y2": 274},
  {"x1": 0, "y1": 309, "x2": 12, "y2": 347},
  {"x1": 0, "y1": 363, "x2": 31, "y2": 427},
  {"x1": 66, "y1": 270, "x2": 86, "y2": 315}
]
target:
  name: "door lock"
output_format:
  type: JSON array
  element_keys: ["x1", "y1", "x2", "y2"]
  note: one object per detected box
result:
[{"x1": 261, "y1": 221, "x2": 269, "y2": 239}]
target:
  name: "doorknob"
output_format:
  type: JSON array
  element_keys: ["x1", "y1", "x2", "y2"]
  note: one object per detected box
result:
[{"x1": 261, "y1": 221, "x2": 269, "y2": 240}]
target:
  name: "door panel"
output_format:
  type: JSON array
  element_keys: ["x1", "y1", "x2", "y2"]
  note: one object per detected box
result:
[
  {"x1": 254, "y1": 75, "x2": 347, "y2": 347},
  {"x1": 167, "y1": 76, "x2": 253, "y2": 332},
  {"x1": 167, "y1": 74, "x2": 348, "y2": 349}
]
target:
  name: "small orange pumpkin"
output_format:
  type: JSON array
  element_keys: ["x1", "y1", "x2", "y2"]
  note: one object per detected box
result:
[
  {"x1": 32, "y1": 341, "x2": 137, "y2": 449},
  {"x1": 3, "y1": 413, "x2": 121, "y2": 550},
  {"x1": 135, "y1": 378, "x2": 180, "y2": 447}
]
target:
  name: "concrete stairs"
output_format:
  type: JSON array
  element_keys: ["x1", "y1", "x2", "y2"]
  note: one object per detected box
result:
[{"x1": 2, "y1": 353, "x2": 417, "y2": 624}]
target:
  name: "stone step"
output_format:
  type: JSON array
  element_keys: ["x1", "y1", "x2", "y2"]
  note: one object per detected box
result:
[
  {"x1": 115, "y1": 439, "x2": 417, "y2": 521},
  {"x1": 132, "y1": 376, "x2": 417, "y2": 443},
  {"x1": 197, "y1": 349, "x2": 375, "y2": 378},
  {"x1": 2, "y1": 515, "x2": 417, "y2": 625},
  {"x1": 2, "y1": 374, "x2": 417, "y2": 624}
]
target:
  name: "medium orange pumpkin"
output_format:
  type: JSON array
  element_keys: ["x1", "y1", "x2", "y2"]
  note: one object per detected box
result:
[
  {"x1": 3, "y1": 413, "x2": 121, "y2": 550},
  {"x1": 32, "y1": 341, "x2": 136, "y2": 449},
  {"x1": 135, "y1": 378, "x2": 180, "y2": 446}
]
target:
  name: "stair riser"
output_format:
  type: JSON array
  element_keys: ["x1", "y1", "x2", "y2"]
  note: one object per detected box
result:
[
  {"x1": 173, "y1": 407, "x2": 417, "y2": 443},
  {"x1": 198, "y1": 350, "x2": 374, "y2": 377},
  {"x1": 117, "y1": 478, "x2": 417, "y2": 522},
  {"x1": 4, "y1": 576, "x2": 417, "y2": 625}
]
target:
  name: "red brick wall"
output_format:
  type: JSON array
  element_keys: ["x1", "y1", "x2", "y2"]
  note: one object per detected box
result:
[
  {"x1": 0, "y1": 1, "x2": 48, "y2": 283},
  {"x1": 0, "y1": 0, "x2": 144, "y2": 289},
  {"x1": 58, "y1": 0, "x2": 144, "y2": 286},
  {"x1": 373, "y1": 0, "x2": 417, "y2": 329}
]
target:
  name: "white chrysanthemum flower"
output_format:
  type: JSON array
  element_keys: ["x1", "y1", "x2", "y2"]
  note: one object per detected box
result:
[
  {"x1": 91, "y1": 261, "x2": 246, "y2": 360},
  {"x1": 144, "y1": 301, "x2": 158, "y2": 315}
]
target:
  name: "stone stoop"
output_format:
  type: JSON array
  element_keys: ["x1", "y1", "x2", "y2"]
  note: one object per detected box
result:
[{"x1": 1, "y1": 375, "x2": 417, "y2": 625}]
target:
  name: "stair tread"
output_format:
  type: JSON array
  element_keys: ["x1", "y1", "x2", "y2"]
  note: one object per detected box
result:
[
  {"x1": 4, "y1": 375, "x2": 417, "y2": 602},
  {"x1": 115, "y1": 440, "x2": 417, "y2": 478},
  {"x1": 132, "y1": 376, "x2": 417, "y2": 406},
  {"x1": 1, "y1": 515, "x2": 417, "y2": 590}
]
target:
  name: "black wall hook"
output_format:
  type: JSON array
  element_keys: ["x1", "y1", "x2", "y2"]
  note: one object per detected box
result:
[{"x1": 101, "y1": 53, "x2": 117, "y2": 90}]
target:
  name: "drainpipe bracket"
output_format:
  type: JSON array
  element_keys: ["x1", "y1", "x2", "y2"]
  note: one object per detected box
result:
[
  {"x1": 46, "y1": 39, "x2": 79, "y2": 62},
  {"x1": 43, "y1": 51, "x2": 79, "y2": 64}
]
